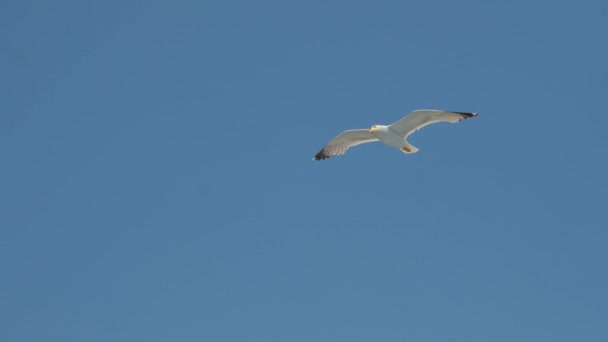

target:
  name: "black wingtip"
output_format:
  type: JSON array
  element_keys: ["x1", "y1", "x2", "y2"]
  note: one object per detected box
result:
[
  {"x1": 313, "y1": 149, "x2": 330, "y2": 161},
  {"x1": 452, "y1": 111, "x2": 479, "y2": 118}
]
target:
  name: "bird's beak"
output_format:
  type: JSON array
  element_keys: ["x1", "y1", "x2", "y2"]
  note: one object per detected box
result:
[{"x1": 369, "y1": 127, "x2": 375, "y2": 133}]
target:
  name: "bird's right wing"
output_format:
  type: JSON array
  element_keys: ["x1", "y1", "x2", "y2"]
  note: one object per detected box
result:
[
  {"x1": 389, "y1": 110, "x2": 478, "y2": 137},
  {"x1": 313, "y1": 129, "x2": 379, "y2": 160}
]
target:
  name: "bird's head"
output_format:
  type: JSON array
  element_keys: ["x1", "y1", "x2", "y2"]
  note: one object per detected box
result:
[{"x1": 369, "y1": 125, "x2": 378, "y2": 133}]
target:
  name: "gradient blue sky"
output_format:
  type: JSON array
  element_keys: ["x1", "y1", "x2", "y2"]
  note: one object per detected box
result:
[{"x1": 2, "y1": 1, "x2": 608, "y2": 341}]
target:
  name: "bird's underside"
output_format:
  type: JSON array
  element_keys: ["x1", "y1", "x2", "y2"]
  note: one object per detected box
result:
[{"x1": 313, "y1": 109, "x2": 478, "y2": 161}]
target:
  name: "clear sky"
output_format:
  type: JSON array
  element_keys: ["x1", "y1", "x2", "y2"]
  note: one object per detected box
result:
[{"x1": 2, "y1": 1, "x2": 608, "y2": 341}]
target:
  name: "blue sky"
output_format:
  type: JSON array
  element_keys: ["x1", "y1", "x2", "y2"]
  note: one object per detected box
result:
[{"x1": 2, "y1": 0, "x2": 608, "y2": 341}]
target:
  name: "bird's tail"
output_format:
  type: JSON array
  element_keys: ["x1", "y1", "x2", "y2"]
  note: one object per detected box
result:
[{"x1": 400, "y1": 143, "x2": 419, "y2": 154}]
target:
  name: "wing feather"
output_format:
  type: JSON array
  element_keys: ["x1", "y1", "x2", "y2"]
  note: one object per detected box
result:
[
  {"x1": 389, "y1": 110, "x2": 478, "y2": 137},
  {"x1": 313, "y1": 129, "x2": 379, "y2": 160}
]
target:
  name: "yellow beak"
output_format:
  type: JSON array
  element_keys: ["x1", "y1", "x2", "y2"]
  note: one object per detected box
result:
[{"x1": 369, "y1": 128, "x2": 376, "y2": 133}]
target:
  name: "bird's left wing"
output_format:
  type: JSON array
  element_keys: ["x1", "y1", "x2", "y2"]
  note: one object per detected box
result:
[
  {"x1": 389, "y1": 110, "x2": 478, "y2": 137},
  {"x1": 313, "y1": 129, "x2": 379, "y2": 160}
]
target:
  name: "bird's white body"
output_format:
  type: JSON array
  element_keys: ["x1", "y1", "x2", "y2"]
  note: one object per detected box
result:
[
  {"x1": 313, "y1": 109, "x2": 478, "y2": 160},
  {"x1": 369, "y1": 125, "x2": 419, "y2": 154}
]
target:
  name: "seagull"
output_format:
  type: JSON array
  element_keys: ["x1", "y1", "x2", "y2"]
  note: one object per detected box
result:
[{"x1": 313, "y1": 109, "x2": 478, "y2": 160}]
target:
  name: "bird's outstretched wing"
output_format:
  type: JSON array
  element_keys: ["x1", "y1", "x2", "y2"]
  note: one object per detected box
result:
[
  {"x1": 389, "y1": 110, "x2": 478, "y2": 137},
  {"x1": 313, "y1": 129, "x2": 379, "y2": 160}
]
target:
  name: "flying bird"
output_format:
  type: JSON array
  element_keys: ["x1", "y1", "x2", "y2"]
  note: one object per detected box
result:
[{"x1": 313, "y1": 109, "x2": 478, "y2": 160}]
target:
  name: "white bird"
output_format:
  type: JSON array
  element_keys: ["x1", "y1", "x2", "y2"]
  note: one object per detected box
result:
[{"x1": 313, "y1": 109, "x2": 478, "y2": 160}]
